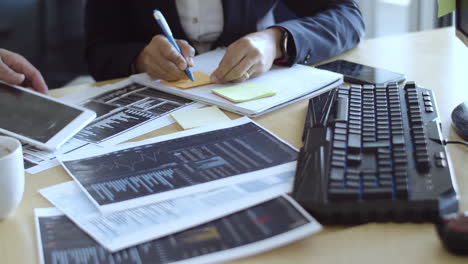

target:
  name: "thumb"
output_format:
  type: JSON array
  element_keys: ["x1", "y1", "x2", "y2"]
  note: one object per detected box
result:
[{"x1": 0, "y1": 60, "x2": 25, "y2": 85}]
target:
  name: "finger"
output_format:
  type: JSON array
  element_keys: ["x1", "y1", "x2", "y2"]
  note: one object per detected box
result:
[
  {"x1": 231, "y1": 65, "x2": 256, "y2": 83},
  {"x1": 222, "y1": 55, "x2": 257, "y2": 83},
  {"x1": 0, "y1": 59, "x2": 25, "y2": 85},
  {"x1": 160, "y1": 40, "x2": 188, "y2": 71},
  {"x1": 176, "y1": 39, "x2": 195, "y2": 67},
  {"x1": 145, "y1": 52, "x2": 186, "y2": 81},
  {"x1": 143, "y1": 41, "x2": 187, "y2": 80},
  {"x1": 2, "y1": 53, "x2": 48, "y2": 93},
  {"x1": 23, "y1": 68, "x2": 48, "y2": 94},
  {"x1": 211, "y1": 45, "x2": 247, "y2": 83}
]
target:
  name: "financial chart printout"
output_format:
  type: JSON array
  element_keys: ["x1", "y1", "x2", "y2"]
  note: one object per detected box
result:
[
  {"x1": 74, "y1": 83, "x2": 192, "y2": 144},
  {"x1": 62, "y1": 119, "x2": 298, "y2": 209},
  {"x1": 35, "y1": 196, "x2": 321, "y2": 264},
  {"x1": 39, "y1": 167, "x2": 294, "y2": 252},
  {"x1": 22, "y1": 79, "x2": 199, "y2": 174}
]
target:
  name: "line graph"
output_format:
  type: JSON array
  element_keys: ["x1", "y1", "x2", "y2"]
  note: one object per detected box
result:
[{"x1": 63, "y1": 122, "x2": 298, "y2": 206}]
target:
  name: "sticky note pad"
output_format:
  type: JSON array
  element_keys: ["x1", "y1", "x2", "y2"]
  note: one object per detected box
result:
[
  {"x1": 211, "y1": 83, "x2": 276, "y2": 103},
  {"x1": 162, "y1": 71, "x2": 211, "y2": 89},
  {"x1": 171, "y1": 106, "x2": 231, "y2": 130}
]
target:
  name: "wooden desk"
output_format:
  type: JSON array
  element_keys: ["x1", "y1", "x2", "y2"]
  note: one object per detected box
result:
[{"x1": 1, "y1": 28, "x2": 467, "y2": 264}]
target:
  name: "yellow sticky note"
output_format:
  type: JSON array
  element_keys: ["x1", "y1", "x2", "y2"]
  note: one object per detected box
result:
[
  {"x1": 162, "y1": 71, "x2": 211, "y2": 89},
  {"x1": 438, "y1": 0, "x2": 455, "y2": 17},
  {"x1": 171, "y1": 106, "x2": 231, "y2": 130},
  {"x1": 211, "y1": 83, "x2": 276, "y2": 103}
]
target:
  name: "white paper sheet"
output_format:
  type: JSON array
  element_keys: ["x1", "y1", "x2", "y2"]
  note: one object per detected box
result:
[
  {"x1": 24, "y1": 79, "x2": 203, "y2": 174},
  {"x1": 131, "y1": 48, "x2": 342, "y2": 117},
  {"x1": 39, "y1": 166, "x2": 295, "y2": 252},
  {"x1": 58, "y1": 117, "x2": 299, "y2": 213},
  {"x1": 35, "y1": 196, "x2": 321, "y2": 264}
]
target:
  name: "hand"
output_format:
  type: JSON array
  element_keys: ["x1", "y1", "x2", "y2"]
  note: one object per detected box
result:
[
  {"x1": 210, "y1": 28, "x2": 282, "y2": 84},
  {"x1": 134, "y1": 35, "x2": 195, "y2": 81},
  {"x1": 0, "y1": 49, "x2": 48, "y2": 94}
]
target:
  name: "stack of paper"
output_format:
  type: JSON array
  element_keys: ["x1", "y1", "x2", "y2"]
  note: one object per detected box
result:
[
  {"x1": 36, "y1": 118, "x2": 322, "y2": 264},
  {"x1": 132, "y1": 48, "x2": 343, "y2": 117}
]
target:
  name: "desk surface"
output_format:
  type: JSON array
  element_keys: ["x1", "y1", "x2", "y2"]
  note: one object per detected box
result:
[{"x1": 1, "y1": 27, "x2": 467, "y2": 264}]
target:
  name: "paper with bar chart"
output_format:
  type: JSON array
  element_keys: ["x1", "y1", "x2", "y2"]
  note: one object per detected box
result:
[
  {"x1": 23, "y1": 78, "x2": 202, "y2": 174},
  {"x1": 58, "y1": 117, "x2": 298, "y2": 213},
  {"x1": 35, "y1": 196, "x2": 321, "y2": 264}
]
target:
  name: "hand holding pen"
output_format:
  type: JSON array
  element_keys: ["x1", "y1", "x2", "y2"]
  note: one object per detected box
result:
[{"x1": 134, "y1": 10, "x2": 195, "y2": 81}]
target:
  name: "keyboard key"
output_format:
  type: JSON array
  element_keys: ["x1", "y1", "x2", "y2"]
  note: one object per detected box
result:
[
  {"x1": 363, "y1": 141, "x2": 390, "y2": 151},
  {"x1": 347, "y1": 154, "x2": 361, "y2": 166},
  {"x1": 362, "y1": 187, "x2": 393, "y2": 200},
  {"x1": 395, "y1": 185, "x2": 409, "y2": 199},
  {"x1": 347, "y1": 134, "x2": 361, "y2": 153},
  {"x1": 333, "y1": 140, "x2": 346, "y2": 149},
  {"x1": 335, "y1": 96, "x2": 349, "y2": 123},
  {"x1": 392, "y1": 135, "x2": 405, "y2": 146},
  {"x1": 329, "y1": 188, "x2": 359, "y2": 201},
  {"x1": 436, "y1": 159, "x2": 447, "y2": 168},
  {"x1": 329, "y1": 167, "x2": 345, "y2": 181},
  {"x1": 346, "y1": 181, "x2": 360, "y2": 188}
]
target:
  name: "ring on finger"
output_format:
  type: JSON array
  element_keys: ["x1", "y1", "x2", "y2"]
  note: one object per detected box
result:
[{"x1": 242, "y1": 71, "x2": 250, "y2": 80}]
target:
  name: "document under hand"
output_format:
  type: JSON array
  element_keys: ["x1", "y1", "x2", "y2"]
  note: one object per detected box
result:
[{"x1": 131, "y1": 48, "x2": 343, "y2": 117}]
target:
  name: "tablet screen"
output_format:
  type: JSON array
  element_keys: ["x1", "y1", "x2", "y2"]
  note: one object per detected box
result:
[{"x1": 0, "y1": 83, "x2": 83, "y2": 143}]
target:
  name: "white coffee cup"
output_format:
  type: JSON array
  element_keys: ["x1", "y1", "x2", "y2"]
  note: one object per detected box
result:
[{"x1": 0, "y1": 136, "x2": 24, "y2": 220}]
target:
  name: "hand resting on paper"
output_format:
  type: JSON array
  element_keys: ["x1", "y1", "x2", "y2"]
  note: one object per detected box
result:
[
  {"x1": 0, "y1": 49, "x2": 48, "y2": 94},
  {"x1": 210, "y1": 28, "x2": 283, "y2": 84},
  {"x1": 134, "y1": 35, "x2": 195, "y2": 81}
]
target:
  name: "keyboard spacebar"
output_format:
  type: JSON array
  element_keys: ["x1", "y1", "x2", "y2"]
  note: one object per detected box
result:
[{"x1": 363, "y1": 141, "x2": 390, "y2": 151}]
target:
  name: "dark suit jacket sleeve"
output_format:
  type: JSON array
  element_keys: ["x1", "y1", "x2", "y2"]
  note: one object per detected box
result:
[
  {"x1": 275, "y1": 0, "x2": 365, "y2": 66},
  {"x1": 85, "y1": 0, "x2": 148, "y2": 81}
]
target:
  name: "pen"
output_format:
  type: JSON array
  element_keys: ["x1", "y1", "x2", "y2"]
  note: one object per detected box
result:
[{"x1": 153, "y1": 9, "x2": 195, "y2": 81}]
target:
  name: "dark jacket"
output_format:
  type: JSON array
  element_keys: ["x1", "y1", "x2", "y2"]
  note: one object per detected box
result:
[{"x1": 85, "y1": 0, "x2": 365, "y2": 81}]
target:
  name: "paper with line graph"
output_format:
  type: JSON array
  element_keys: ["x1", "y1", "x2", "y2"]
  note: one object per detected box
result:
[
  {"x1": 39, "y1": 166, "x2": 295, "y2": 252},
  {"x1": 58, "y1": 117, "x2": 298, "y2": 213}
]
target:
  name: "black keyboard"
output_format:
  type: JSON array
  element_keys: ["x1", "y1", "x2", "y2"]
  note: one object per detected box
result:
[{"x1": 292, "y1": 82, "x2": 459, "y2": 224}]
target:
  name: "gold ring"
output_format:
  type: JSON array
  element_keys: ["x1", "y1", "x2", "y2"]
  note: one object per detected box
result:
[{"x1": 242, "y1": 72, "x2": 250, "y2": 80}]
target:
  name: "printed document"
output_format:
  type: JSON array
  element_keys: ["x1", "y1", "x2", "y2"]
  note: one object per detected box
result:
[
  {"x1": 23, "y1": 78, "x2": 203, "y2": 174},
  {"x1": 58, "y1": 117, "x2": 298, "y2": 213},
  {"x1": 35, "y1": 196, "x2": 321, "y2": 264},
  {"x1": 39, "y1": 166, "x2": 294, "y2": 252}
]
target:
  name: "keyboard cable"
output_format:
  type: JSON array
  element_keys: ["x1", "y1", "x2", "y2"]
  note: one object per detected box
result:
[{"x1": 430, "y1": 138, "x2": 468, "y2": 148}]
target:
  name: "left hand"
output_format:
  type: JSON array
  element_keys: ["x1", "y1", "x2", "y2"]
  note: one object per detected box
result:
[
  {"x1": 210, "y1": 28, "x2": 283, "y2": 84},
  {"x1": 0, "y1": 49, "x2": 48, "y2": 94}
]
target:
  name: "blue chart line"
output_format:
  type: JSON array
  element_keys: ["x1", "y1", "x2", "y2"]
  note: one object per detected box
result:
[{"x1": 96, "y1": 152, "x2": 159, "y2": 172}]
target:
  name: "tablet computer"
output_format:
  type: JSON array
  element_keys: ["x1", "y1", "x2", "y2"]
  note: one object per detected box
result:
[
  {"x1": 316, "y1": 60, "x2": 406, "y2": 85},
  {"x1": 0, "y1": 82, "x2": 96, "y2": 151}
]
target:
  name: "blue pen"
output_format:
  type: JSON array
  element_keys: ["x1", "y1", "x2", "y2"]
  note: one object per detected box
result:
[{"x1": 153, "y1": 9, "x2": 194, "y2": 81}]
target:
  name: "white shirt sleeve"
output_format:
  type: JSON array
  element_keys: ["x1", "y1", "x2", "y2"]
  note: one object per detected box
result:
[{"x1": 175, "y1": 0, "x2": 224, "y2": 54}]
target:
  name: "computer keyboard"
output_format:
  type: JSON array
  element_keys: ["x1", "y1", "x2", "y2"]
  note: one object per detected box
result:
[{"x1": 292, "y1": 82, "x2": 459, "y2": 224}]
